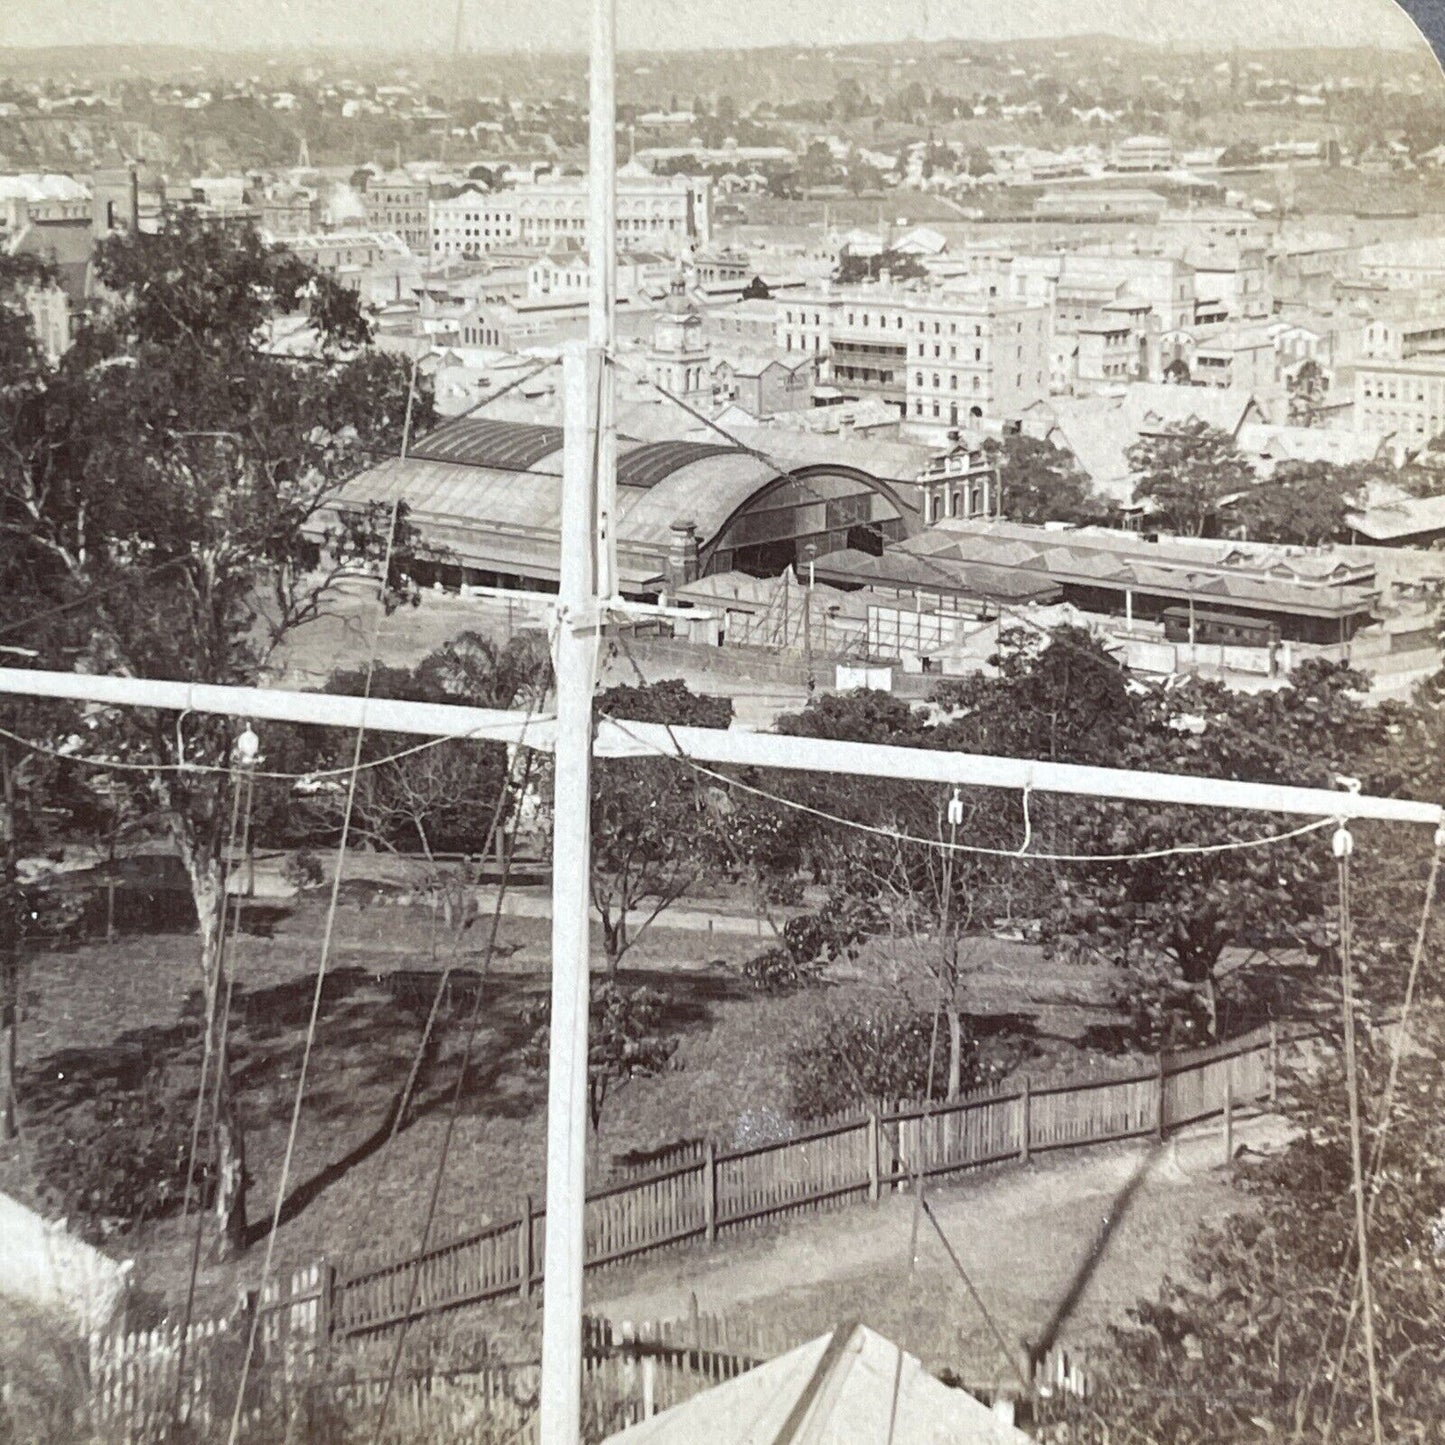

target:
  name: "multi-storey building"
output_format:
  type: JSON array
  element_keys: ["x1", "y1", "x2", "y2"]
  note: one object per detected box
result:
[
  {"x1": 510, "y1": 173, "x2": 711, "y2": 255},
  {"x1": 428, "y1": 174, "x2": 711, "y2": 260},
  {"x1": 776, "y1": 281, "x2": 1049, "y2": 429},
  {"x1": 365, "y1": 171, "x2": 430, "y2": 254},
  {"x1": 429, "y1": 185, "x2": 518, "y2": 258},
  {"x1": 1355, "y1": 357, "x2": 1445, "y2": 442},
  {"x1": 1111, "y1": 134, "x2": 1174, "y2": 172},
  {"x1": 1361, "y1": 315, "x2": 1445, "y2": 362}
]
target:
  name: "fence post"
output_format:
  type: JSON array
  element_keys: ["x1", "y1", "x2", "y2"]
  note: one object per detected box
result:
[
  {"x1": 1156, "y1": 1052, "x2": 1167, "y2": 1142},
  {"x1": 1019, "y1": 1077, "x2": 1031, "y2": 1165},
  {"x1": 317, "y1": 1258, "x2": 337, "y2": 1357},
  {"x1": 1268, "y1": 1021, "x2": 1279, "y2": 1104},
  {"x1": 704, "y1": 1143, "x2": 718, "y2": 1245},
  {"x1": 519, "y1": 1193, "x2": 534, "y2": 1300},
  {"x1": 1223, "y1": 1074, "x2": 1234, "y2": 1167},
  {"x1": 867, "y1": 1110, "x2": 880, "y2": 1202}
]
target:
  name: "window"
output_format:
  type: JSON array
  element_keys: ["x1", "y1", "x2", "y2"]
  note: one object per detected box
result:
[
  {"x1": 949, "y1": 345, "x2": 957, "y2": 360},
  {"x1": 950, "y1": 375, "x2": 958, "y2": 390},
  {"x1": 933, "y1": 345, "x2": 941, "y2": 359},
  {"x1": 932, "y1": 401, "x2": 940, "y2": 417},
  {"x1": 975, "y1": 348, "x2": 982, "y2": 362}
]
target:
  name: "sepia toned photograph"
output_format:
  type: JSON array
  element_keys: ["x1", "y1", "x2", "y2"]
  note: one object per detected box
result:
[{"x1": 2, "y1": 0, "x2": 1445, "y2": 1440}]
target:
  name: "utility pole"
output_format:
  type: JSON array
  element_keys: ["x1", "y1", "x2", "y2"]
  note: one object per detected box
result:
[{"x1": 538, "y1": 0, "x2": 615, "y2": 1432}]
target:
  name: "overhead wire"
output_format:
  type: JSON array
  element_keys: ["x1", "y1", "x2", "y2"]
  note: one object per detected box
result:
[
  {"x1": 366, "y1": 646, "x2": 553, "y2": 1445},
  {"x1": 0, "y1": 717, "x2": 544, "y2": 785},
  {"x1": 225, "y1": 353, "x2": 425, "y2": 1445},
  {"x1": 596, "y1": 707, "x2": 1339, "y2": 865}
]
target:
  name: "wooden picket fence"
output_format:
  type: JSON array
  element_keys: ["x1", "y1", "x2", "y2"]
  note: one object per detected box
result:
[
  {"x1": 89, "y1": 1018, "x2": 1291, "y2": 1433},
  {"x1": 90, "y1": 1298, "x2": 1088, "y2": 1445},
  {"x1": 325, "y1": 1020, "x2": 1288, "y2": 1340}
]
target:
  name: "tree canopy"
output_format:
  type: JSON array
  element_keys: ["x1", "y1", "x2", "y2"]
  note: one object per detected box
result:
[
  {"x1": 986, "y1": 434, "x2": 1106, "y2": 528},
  {"x1": 0, "y1": 210, "x2": 431, "y2": 1252},
  {"x1": 1129, "y1": 419, "x2": 1256, "y2": 536}
]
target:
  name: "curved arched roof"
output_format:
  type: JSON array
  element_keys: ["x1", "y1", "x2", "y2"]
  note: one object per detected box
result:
[{"x1": 342, "y1": 418, "x2": 924, "y2": 585}]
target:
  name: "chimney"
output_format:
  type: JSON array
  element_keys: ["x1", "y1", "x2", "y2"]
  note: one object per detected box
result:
[{"x1": 666, "y1": 519, "x2": 700, "y2": 589}]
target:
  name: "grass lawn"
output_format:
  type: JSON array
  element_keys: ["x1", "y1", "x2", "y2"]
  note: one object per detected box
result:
[{"x1": 1, "y1": 882, "x2": 1260, "y2": 1345}]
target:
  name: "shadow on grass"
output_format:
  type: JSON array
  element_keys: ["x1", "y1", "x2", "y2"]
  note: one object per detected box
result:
[
  {"x1": 22, "y1": 954, "x2": 741, "y2": 1247},
  {"x1": 242, "y1": 965, "x2": 729, "y2": 1243},
  {"x1": 1025, "y1": 1145, "x2": 1157, "y2": 1367}
]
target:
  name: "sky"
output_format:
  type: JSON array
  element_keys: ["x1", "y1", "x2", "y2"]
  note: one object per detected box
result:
[{"x1": 0, "y1": 0, "x2": 1437, "y2": 56}]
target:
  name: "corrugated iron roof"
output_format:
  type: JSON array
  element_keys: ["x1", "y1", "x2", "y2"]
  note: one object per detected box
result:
[{"x1": 409, "y1": 417, "x2": 564, "y2": 471}]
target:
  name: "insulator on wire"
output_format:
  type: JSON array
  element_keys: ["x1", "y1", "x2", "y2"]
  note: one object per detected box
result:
[
  {"x1": 233, "y1": 725, "x2": 261, "y2": 769},
  {"x1": 1436, "y1": 825, "x2": 1445, "y2": 852},
  {"x1": 947, "y1": 787, "x2": 964, "y2": 828},
  {"x1": 1332, "y1": 826, "x2": 1354, "y2": 860}
]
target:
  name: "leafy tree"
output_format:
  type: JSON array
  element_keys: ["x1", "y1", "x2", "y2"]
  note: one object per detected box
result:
[
  {"x1": 798, "y1": 140, "x2": 841, "y2": 192},
  {"x1": 1225, "y1": 459, "x2": 1370, "y2": 547},
  {"x1": 985, "y1": 434, "x2": 1105, "y2": 527},
  {"x1": 785, "y1": 998, "x2": 970, "y2": 1119},
  {"x1": 590, "y1": 680, "x2": 732, "y2": 973},
  {"x1": 1129, "y1": 419, "x2": 1256, "y2": 536},
  {"x1": 1047, "y1": 662, "x2": 1391, "y2": 1038},
  {"x1": 521, "y1": 982, "x2": 678, "y2": 1136},
  {"x1": 834, "y1": 249, "x2": 927, "y2": 285},
  {"x1": 1217, "y1": 140, "x2": 1264, "y2": 167},
  {"x1": 0, "y1": 212, "x2": 429, "y2": 1254},
  {"x1": 1050, "y1": 1004, "x2": 1445, "y2": 1444}
]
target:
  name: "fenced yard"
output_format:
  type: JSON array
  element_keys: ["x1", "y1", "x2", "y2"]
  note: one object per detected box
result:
[{"x1": 82, "y1": 1021, "x2": 1287, "y2": 1438}]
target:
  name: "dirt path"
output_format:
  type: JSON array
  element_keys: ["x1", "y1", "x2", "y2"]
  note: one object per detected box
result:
[{"x1": 587, "y1": 1114, "x2": 1291, "y2": 1378}]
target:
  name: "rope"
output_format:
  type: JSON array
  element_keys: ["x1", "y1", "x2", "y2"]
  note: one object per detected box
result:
[
  {"x1": 1332, "y1": 830, "x2": 1385, "y2": 1445},
  {"x1": 1302, "y1": 836, "x2": 1443, "y2": 1441},
  {"x1": 886, "y1": 817, "x2": 953, "y2": 1445},
  {"x1": 170, "y1": 764, "x2": 250, "y2": 1425},
  {"x1": 367, "y1": 735, "x2": 542, "y2": 1445},
  {"x1": 225, "y1": 357, "x2": 424, "y2": 1445}
]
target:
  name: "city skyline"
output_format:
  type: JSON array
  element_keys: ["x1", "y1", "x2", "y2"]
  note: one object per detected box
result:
[{"x1": 1, "y1": 0, "x2": 1436, "y2": 57}]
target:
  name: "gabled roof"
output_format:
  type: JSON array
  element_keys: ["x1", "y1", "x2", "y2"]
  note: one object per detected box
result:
[
  {"x1": 602, "y1": 1322, "x2": 1030, "y2": 1444},
  {"x1": 1346, "y1": 491, "x2": 1445, "y2": 542}
]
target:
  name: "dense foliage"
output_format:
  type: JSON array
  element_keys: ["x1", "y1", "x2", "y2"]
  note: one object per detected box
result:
[
  {"x1": 0, "y1": 211, "x2": 431, "y2": 1253},
  {"x1": 590, "y1": 679, "x2": 734, "y2": 969},
  {"x1": 784, "y1": 999, "x2": 976, "y2": 1119}
]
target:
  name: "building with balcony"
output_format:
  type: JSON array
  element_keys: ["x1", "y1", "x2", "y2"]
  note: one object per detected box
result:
[{"x1": 365, "y1": 171, "x2": 430, "y2": 253}]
